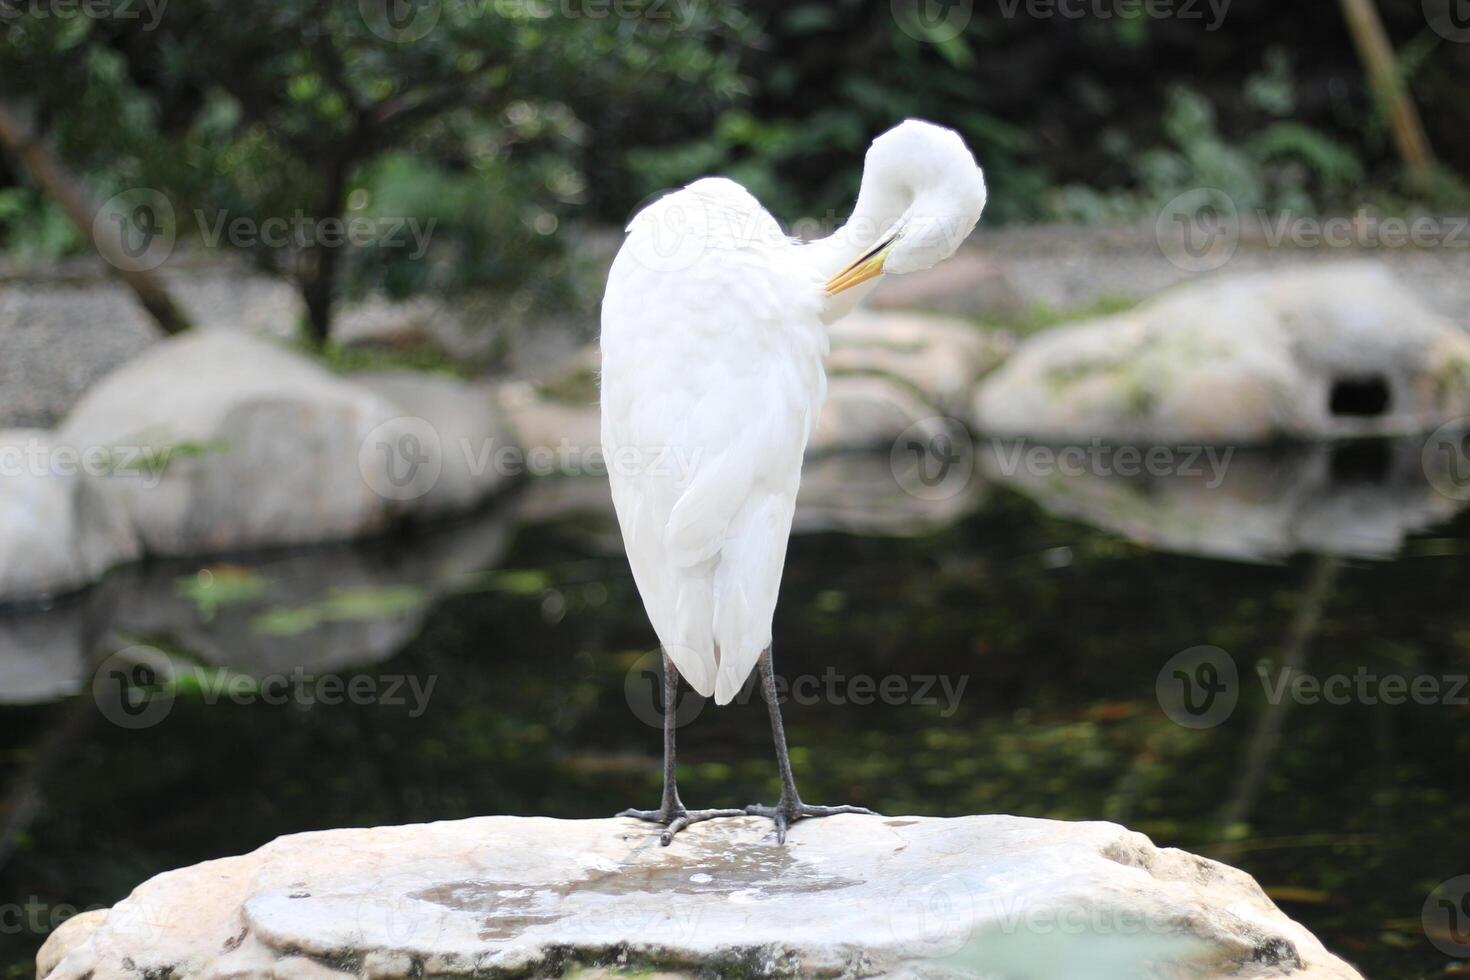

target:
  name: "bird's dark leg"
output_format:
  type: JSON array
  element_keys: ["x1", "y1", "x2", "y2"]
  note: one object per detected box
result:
[
  {"x1": 745, "y1": 646, "x2": 877, "y2": 843},
  {"x1": 618, "y1": 651, "x2": 742, "y2": 845}
]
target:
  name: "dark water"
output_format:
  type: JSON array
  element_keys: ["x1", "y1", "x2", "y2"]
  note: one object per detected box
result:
[{"x1": 2, "y1": 440, "x2": 1469, "y2": 979}]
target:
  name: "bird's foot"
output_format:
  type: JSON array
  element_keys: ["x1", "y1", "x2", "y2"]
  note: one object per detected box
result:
[
  {"x1": 743, "y1": 799, "x2": 877, "y2": 844},
  {"x1": 618, "y1": 805, "x2": 746, "y2": 846}
]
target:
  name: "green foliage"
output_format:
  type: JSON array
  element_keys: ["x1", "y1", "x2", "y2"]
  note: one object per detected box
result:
[
  {"x1": 1050, "y1": 49, "x2": 1470, "y2": 222},
  {"x1": 0, "y1": 0, "x2": 754, "y2": 337},
  {"x1": 3, "y1": 3, "x2": 1469, "y2": 341}
]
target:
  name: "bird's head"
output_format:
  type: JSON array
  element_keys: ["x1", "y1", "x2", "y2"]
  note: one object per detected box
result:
[{"x1": 826, "y1": 120, "x2": 987, "y2": 295}]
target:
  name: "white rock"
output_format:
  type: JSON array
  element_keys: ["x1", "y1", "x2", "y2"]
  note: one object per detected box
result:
[
  {"x1": 352, "y1": 370, "x2": 514, "y2": 517},
  {"x1": 975, "y1": 262, "x2": 1470, "y2": 443},
  {"x1": 810, "y1": 375, "x2": 941, "y2": 455},
  {"x1": 0, "y1": 428, "x2": 139, "y2": 601},
  {"x1": 827, "y1": 310, "x2": 1012, "y2": 417},
  {"x1": 38, "y1": 814, "x2": 1361, "y2": 980},
  {"x1": 495, "y1": 379, "x2": 602, "y2": 475},
  {"x1": 0, "y1": 606, "x2": 88, "y2": 704},
  {"x1": 982, "y1": 439, "x2": 1465, "y2": 563},
  {"x1": 794, "y1": 453, "x2": 984, "y2": 538},
  {"x1": 55, "y1": 332, "x2": 508, "y2": 561}
]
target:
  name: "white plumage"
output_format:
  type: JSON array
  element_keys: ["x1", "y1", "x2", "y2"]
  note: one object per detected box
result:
[{"x1": 600, "y1": 120, "x2": 987, "y2": 707}]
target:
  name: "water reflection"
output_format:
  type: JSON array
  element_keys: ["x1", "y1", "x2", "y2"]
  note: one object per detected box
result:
[
  {"x1": 2, "y1": 439, "x2": 1466, "y2": 980},
  {"x1": 5, "y1": 438, "x2": 1463, "y2": 707},
  {"x1": 0, "y1": 503, "x2": 515, "y2": 705},
  {"x1": 981, "y1": 437, "x2": 1467, "y2": 562}
]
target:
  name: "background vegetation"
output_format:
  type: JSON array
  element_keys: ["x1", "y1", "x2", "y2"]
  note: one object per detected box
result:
[{"x1": 2, "y1": 0, "x2": 1469, "y2": 341}]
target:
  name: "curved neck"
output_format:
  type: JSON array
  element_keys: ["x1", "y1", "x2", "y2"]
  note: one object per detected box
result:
[{"x1": 806, "y1": 168, "x2": 911, "y2": 281}]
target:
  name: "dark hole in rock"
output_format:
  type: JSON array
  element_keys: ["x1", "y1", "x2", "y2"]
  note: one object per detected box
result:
[
  {"x1": 1329, "y1": 440, "x2": 1393, "y2": 484},
  {"x1": 1329, "y1": 375, "x2": 1391, "y2": 417}
]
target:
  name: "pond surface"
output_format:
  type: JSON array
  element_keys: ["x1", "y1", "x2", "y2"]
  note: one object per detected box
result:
[{"x1": 2, "y1": 439, "x2": 1469, "y2": 980}]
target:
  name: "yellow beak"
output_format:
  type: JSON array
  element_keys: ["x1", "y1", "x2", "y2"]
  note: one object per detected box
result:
[{"x1": 825, "y1": 238, "x2": 896, "y2": 295}]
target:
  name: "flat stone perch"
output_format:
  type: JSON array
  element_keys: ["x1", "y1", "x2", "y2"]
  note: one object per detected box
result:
[{"x1": 38, "y1": 815, "x2": 1362, "y2": 979}]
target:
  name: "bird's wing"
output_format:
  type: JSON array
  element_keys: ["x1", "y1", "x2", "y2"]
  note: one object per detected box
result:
[{"x1": 600, "y1": 182, "x2": 827, "y2": 701}]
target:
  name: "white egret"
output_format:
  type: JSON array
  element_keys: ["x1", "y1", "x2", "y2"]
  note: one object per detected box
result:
[{"x1": 601, "y1": 119, "x2": 987, "y2": 844}]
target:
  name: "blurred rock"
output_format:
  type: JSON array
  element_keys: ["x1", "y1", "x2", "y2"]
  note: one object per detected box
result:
[
  {"x1": 353, "y1": 370, "x2": 514, "y2": 518},
  {"x1": 794, "y1": 453, "x2": 984, "y2": 537},
  {"x1": 0, "y1": 428, "x2": 139, "y2": 601},
  {"x1": 868, "y1": 249, "x2": 1027, "y2": 320},
  {"x1": 37, "y1": 814, "x2": 1361, "y2": 980},
  {"x1": 0, "y1": 258, "x2": 302, "y2": 429},
  {"x1": 827, "y1": 310, "x2": 1012, "y2": 418},
  {"x1": 983, "y1": 438, "x2": 1467, "y2": 563},
  {"x1": 975, "y1": 262, "x2": 1470, "y2": 443},
  {"x1": 496, "y1": 383, "x2": 602, "y2": 473},
  {"x1": 0, "y1": 504, "x2": 515, "y2": 704},
  {"x1": 56, "y1": 332, "x2": 510, "y2": 561},
  {"x1": 810, "y1": 375, "x2": 940, "y2": 455},
  {"x1": 0, "y1": 601, "x2": 88, "y2": 703}
]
